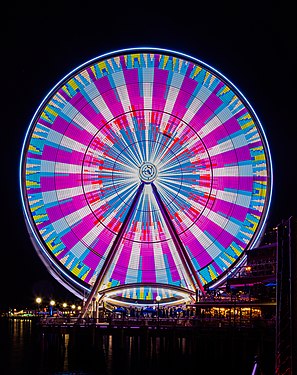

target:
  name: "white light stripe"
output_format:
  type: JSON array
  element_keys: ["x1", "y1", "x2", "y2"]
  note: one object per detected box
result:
[
  {"x1": 188, "y1": 224, "x2": 221, "y2": 259},
  {"x1": 114, "y1": 71, "x2": 132, "y2": 113},
  {"x1": 208, "y1": 134, "x2": 248, "y2": 157},
  {"x1": 43, "y1": 186, "x2": 83, "y2": 204},
  {"x1": 160, "y1": 87, "x2": 180, "y2": 132},
  {"x1": 198, "y1": 115, "x2": 222, "y2": 138},
  {"x1": 40, "y1": 159, "x2": 84, "y2": 176},
  {"x1": 212, "y1": 164, "x2": 252, "y2": 177},
  {"x1": 181, "y1": 97, "x2": 203, "y2": 124},
  {"x1": 91, "y1": 93, "x2": 114, "y2": 121},
  {"x1": 44, "y1": 128, "x2": 88, "y2": 154}
]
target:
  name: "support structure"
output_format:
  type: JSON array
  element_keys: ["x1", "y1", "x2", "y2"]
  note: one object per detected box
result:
[
  {"x1": 275, "y1": 216, "x2": 297, "y2": 374},
  {"x1": 78, "y1": 165, "x2": 208, "y2": 321},
  {"x1": 78, "y1": 183, "x2": 144, "y2": 320}
]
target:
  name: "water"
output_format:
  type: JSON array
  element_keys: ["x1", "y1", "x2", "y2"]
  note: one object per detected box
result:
[{"x1": 0, "y1": 318, "x2": 275, "y2": 374}]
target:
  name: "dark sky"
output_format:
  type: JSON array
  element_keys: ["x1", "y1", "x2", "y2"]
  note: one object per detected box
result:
[{"x1": 2, "y1": 2, "x2": 296, "y2": 309}]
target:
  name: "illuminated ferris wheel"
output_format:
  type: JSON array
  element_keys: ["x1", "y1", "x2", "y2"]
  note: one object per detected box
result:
[{"x1": 20, "y1": 47, "x2": 272, "y2": 308}]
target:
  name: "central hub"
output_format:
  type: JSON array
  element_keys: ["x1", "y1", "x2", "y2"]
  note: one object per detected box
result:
[{"x1": 139, "y1": 162, "x2": 157, "y2": 183}]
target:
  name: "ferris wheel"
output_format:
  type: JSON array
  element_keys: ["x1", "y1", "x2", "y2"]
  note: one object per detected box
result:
[{"x1": 20, "y1": 47, "x2": 272, "y2": 307}]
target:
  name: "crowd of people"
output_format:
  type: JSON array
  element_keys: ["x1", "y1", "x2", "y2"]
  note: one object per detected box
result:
[{"x1": 111, "y1": 305, "x2": 196, "y2": 319}]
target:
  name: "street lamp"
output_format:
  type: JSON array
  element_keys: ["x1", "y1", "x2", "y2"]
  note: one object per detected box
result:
[
  {"x1": 62, "y1": 303, "x2": 67, "y2": 317},
  {"x1": 156, "y1": 295, "x2": 161, "y2": 325},
  {"x1": 49, "y1": 300, "x2": 55, "y2": 316},
  {"x1": 35, "y1": 297, "x2": 42, "y2": 316}
]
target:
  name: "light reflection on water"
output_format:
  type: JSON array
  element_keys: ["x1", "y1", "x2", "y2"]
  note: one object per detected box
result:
[{"x1": 0, "y1": 318, "x2": 274, "y2": 375}]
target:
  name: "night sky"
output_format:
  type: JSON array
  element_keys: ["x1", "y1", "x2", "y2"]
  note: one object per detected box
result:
[{"x1": 2, "y1": 2, "x2": 296, "y2": 309}]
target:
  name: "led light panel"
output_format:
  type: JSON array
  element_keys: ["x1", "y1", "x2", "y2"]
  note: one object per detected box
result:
[{"x1": 20, "y1": 48, "x2": 272, "y2": 303}]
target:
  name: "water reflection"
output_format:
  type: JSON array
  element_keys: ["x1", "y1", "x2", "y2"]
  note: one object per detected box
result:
[{"x1": 0, "y1": 318, "x2": 275, "y2": 374}]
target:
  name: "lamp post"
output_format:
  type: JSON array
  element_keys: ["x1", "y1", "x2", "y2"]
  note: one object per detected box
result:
[
  {"x1": 156, "y1": 295, "x2": 161, "y2": 325},
  {"x1": 49, "y1": 300, "x2": 55, "y2": 316},
  {"x1": 35, "y1": 297, "x2": 42, "y2": 317},
  {"x1": 62, "y1": 303, "x2": 67, "y2": 317}
]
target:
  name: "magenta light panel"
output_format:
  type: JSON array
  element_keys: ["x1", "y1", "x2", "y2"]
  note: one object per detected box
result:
[{"x1": 20, "y1": 48, "x2": 272, "y2": 301}]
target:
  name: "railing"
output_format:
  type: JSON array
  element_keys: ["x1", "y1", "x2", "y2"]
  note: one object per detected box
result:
[{"x1": 38, "y1": 314, "x2": 276, "y2": 330}]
